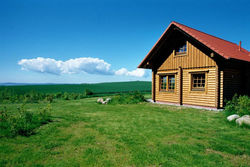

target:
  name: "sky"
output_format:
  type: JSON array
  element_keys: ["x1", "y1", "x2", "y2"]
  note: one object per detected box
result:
[{"x1": 0, "y1": 0, "x2": 249, "y2": 83}]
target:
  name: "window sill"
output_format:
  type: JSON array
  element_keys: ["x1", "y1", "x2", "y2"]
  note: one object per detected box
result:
[
  {"x1": 190, "y1": 89, "x2": 206, "y2": 94},
  {"x1": 160, "y1": 90, "x2": 175, "y2": 93},
  {"x1": 174, "y1": 53, "x2": 187, "y2": 57},
  {"x1": 191, "y1": 88, "x2": 205, "y2": 91}
]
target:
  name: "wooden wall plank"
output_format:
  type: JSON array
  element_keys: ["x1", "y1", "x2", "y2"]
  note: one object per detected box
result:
[
  {"x1": 182, "y1": 67, "x2": 217, "y2": 107},
  {"x1": 220, "y1": 71, "x2": 224, "y2": 108},
  {"x1": 158, "y1": 41, "x2": 216, "y2": 70},
  {"x1": 152, "y1": 71, "x2": 156, "y2": 102}
]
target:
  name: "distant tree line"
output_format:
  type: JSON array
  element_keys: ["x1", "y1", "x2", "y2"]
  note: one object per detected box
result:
[{"x1": 0, "y1": 88, "x2": 94, "y2": 103}]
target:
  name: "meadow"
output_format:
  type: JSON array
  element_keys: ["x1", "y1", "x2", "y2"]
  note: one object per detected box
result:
[
  {"x1": 0, "y1": 98, "x2": 249, "y2": 166},
  {"x1": 0, "y1": 82, "x2": 249, "y2": 166}
]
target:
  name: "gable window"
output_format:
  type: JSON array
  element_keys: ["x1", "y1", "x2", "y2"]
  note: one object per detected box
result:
[
  {"x1": 175, "y1": 43, "x2": 187, "y2": 55},
  {"x1": 160, "y1": 75, "x2": 175, "y2": 92},
  {"x1": 191, "y1": 73, "x2": 206, "y2": 91}
]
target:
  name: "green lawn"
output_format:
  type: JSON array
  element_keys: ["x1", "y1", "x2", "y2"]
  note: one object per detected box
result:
[{"x1": 0, "y1": 97, "x2": 249, "y2": 167}]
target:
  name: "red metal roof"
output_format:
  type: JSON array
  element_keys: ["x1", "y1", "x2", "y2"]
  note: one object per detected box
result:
[{"x1": 138, "y1": 21, "x2": 250, "y2": 68}]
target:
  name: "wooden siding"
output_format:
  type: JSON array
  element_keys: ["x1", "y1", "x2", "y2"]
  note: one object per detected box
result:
[
  {"x1": 154, "y1": 40, "x2": 220, "y2": 108},
  {"x1": 215, "y1": 66, "x2": 219, "y2": 108},
  {"x1": 158, "y1": 41, "x2": 216, "y2": 70},
  {"x1": 220, "y1": 70, "x2": 224, "y2": 108},
  {"x1": 152, "y1": 71, "x2": 156, "y2": 101},
  {"x1": 155, "y1": 70, "x2": 179, "y2": 103},
  {"x1": 182, "y1": 68, "x2": 217, "y2": 107},
  {"x1": 178, "y1": 67, "x2": 183, "y2": 105}
]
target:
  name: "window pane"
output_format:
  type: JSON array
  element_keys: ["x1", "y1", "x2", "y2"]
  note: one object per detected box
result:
[
  {"x1": 160, "y1": 76, "x2": 167, "y2": 90},
  {"x1": 192, "y1": 73, "x2": 205, "y2": 90},
  {"x1": 168, "y1": 75, "x2": 175, "y2": 90},
  {"x1": 176, "y1": 43, "x2": 187, "y2": 55}
]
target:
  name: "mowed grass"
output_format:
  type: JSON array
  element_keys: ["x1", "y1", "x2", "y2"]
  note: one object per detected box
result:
[{"x1": 0, "y1": 98, "x2": 249, "y2": 167}]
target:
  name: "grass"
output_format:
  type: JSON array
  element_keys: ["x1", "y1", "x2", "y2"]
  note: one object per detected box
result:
[
  {"x1": 0, "y1": 97, "x2": 249, "y2": 167},
  {"x1": 0, "y1": 81, "x2": 151, "y2": 95}
]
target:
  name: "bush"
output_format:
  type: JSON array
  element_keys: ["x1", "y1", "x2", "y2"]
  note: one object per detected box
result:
[
  {"x1": 0, "y1": 104, "x2": 52, "y2": 137},
  {"x1": 237, "y1": 95, "x2": 250, "y2": 116},
  {"x1": 63, "y1": 92, "x2": 70, "y2": 100},
  {"x1": 110, "y1": 91, "x2": 146, "y2": 104},
  {"x1": 84, "y1": 89, "x2": 93, "y2": 96},
  {"x1": 46, "y1": 95, "x2": 54, "y2": 103},
  {"x1": 9, "y1": 105, "x2": 36, "y2": 136},
  {"x1": 38, "y1": 104, "x2": 52, "y2": 124},
  {"x1": 55, "y1": 92, "x2": 63, "y2": 99},
  {"x1": 79, "y1": 94, "x2": 85, "y2": 99},
  {"x1": 71, "y1": 93, "x2": 79, "y2": 100},
  {"x1": 224, "y1": 94, "x2": 250, "y2": 116}
]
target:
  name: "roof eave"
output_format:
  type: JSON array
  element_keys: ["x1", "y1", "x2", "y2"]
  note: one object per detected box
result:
[{"x1": 138, "y1": 22, "x2": 176, "y2": 69}]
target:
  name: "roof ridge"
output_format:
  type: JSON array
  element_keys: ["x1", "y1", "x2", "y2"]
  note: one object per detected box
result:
[{"x1": 171, "y1": 21, "x2": 239, "y2": 47}]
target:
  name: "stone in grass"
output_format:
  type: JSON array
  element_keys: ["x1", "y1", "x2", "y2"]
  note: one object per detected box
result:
[
  {"x1": 236, "y1": 115, "x2": 250, "y2": 126},
  {"x1": 102, "y1": 98, "x2": 112, "y2": 104},
  {"x1": 97, "y1": 98, "x2": 104, "y2": 103},
  {"x1": 97, "y1": 97, "x2": 111, "y2": 104},
  {"x1": 227, "y1": 114, "x2": 240, "y2": 122},
  {"x1": 106, "y1": 98, "x2": 111, "y2": 103}
]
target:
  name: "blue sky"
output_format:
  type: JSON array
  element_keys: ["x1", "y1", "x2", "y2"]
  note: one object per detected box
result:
[{"x1": 1, "y1": 0, "x2": 249, "y2": 83}]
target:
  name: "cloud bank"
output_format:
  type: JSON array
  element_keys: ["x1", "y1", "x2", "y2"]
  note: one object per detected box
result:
[
  {"x1": 114, "y1": 68, "x2": 146, "y2": 77},
  {"x1": 18, "y1": 57, "x2": 147, "y2": 77}
]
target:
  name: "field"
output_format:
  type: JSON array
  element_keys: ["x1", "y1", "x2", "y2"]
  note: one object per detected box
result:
[
  {"x1": 0, "y1": 97, "x2": 249, "y2": 167},
  {"x1": 0, "y1": 81, "x2": 151, "y2": 95}
]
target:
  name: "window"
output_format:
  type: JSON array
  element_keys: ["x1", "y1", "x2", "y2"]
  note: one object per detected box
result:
[
  {"x1": 191, "y1": 73, "x2": 206, "y2": 91},
  {"x1": 160, "y1": 75, "x2": 175, "y2": 92},
  {"x1": 176, "y1": 43, "x2": 187, "y2": 55},
  {"x1": 168, "y1": 75, "x2": 175, "y2": 90}
]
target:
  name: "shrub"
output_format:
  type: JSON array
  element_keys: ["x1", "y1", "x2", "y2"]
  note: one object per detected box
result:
[
  {"x1": 63, "y1": 92, "x2": 70, "y2": 100},
  {"x1": 38, "y1": 104, "x2": 52, "y2": 124},
  {"x1": 55, "y1": 92, "x2": 63, "y2": 98},
  {"x1": 224, "y1": 94, "x2": 238, "y2": 116},
  {"x1": 0, "y1": 106, "x2": 8, "y2": 125},
  {"x1": 71, "y1": 93, "x2": 79, "y2": 100},
  {"x1": 224, "y1": 94, "x2": 250, "y2": 116},
  {"x1": 0, "y1": 104, "x2": 52, "y2": 137},
  {"x1": 110, "y1": 91, "x2": 146, "y2": 104},
  {"x1": 84, "y1": 89, "x2": 93, "y2": 96},
  {"x1": 237, "y1": 95, "x2": 250, "y2": 116},
  {"x1": 9, "y1": 105, "x2": 35, "y2": 136},
  {"x1": 79, "y1": 94, "x2": 85, "y2": 99},
  {"x1": 46, "y1": 95, "x2": 54, "y2": 103}
]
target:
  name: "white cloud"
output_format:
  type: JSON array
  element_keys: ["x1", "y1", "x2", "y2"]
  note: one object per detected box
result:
[
  {"x1": 18, "y1": 57, "x2": 63, "y2": 75},
  {"x1": 18, "y1": 57, "x2": 112, "y2": 75},
  {"x1": 115, "y1": 68, "x2": 146, "y2": 77},
  {"x1": 127, "y1": 68, "x2": 147, "y2": 77},
  {"x1": 114, "y1": 68, "x2": 129, "y2": 76},
  {"x1": 61, "y1": 57, "x2": 112, "y2": 75},
  {"x1": 18, "y1": 57, "x2": 147, "y2": 77}
]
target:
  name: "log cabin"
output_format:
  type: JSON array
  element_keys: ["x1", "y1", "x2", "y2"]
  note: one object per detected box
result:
[{"x1": 138, "y1": 21, "x2": 250, "y2": 109}]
